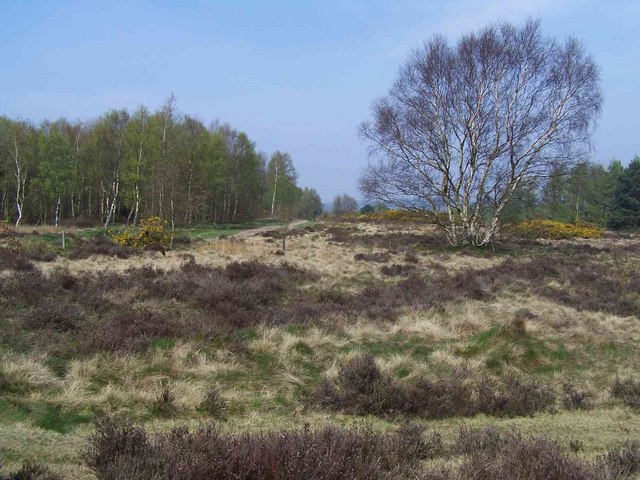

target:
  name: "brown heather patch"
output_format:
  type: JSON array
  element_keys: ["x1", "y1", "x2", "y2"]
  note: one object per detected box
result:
[{"x1": 84, "y1": 417, "x2": 440, "y2": 480}]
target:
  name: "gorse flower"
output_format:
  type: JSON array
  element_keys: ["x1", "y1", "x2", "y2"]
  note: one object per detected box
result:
[{"x1": 110, "y1": 217, "x2": 171, "y2": 250}]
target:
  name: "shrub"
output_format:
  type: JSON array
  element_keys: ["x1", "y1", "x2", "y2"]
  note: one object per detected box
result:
[
  {"x1": 19, "y1": 239, "x2": 58, "y2": 262},
  {"x1": 69, "y1": 236, "x2": 135, "y2": 259},
  {"x1": 21, "y1": 298, "x2": 82, "y2": 332},
  {"x1": 83, "y1": 417, "x2": 159, "y2": 479},
  {"x1": 0, "y1": 247, "x2": 34, "y2": 272},
  {"x1": 408, "y1": 375, "x2": 476, "y2": 418},
  {"x1": 599, "y1": 440, "x2": 640, "y2": 478},
  {"x1": 60, "y1": 215, "x2": 98, "y2": 228},
  {"x1": 340, "y1": 209, "x2": 458, "y2": 225},
  {"x1": 84, "y1": 418, "x2": 428, "y2": 480},
  {"x1": 152, "y1": 379, "x2": 177, "y2": 417},
  {"x1": 333, "y1": 353, "x2": 408, "y2": 415},
  {"x1": 477, "y1": 375, "x2": 555, "y2": 417},
  {"x1": 199, "y1": 386, "x2": 227, "y2": 419},
  {"x1": 505, "y1": 220, "x2": 603, "y2": 240},
  {"x1": 315, "y1": 357, "x2": 556, "y2": 420},
  {"x1": 2, "y1": 463, "x2": 63, "y2": 480},
  {"x1": 89, "y1": 310, "x2": 177, "y2": 353},
  {"x1": 342, "y1": 209, "x2": 427, "y2": 223},
  {"x1": 456, "y1": 431, "x2": 600, "y2": 480},
  {"x1": 562, "y1": 382, "x2": 591, "y2": 410},
  {"x1": 354, "y1": 252, "x2": 391, "y2": 262},
  {"x1": 611, "y1": 377, "x2": 640, "y2": 410},
  {"x1": 453, "y1": 426, "x2": 505, "y2": 456},
  {"x1": 380, "y1": 264, "x2": 415, "y2": 276},
  {"x1": 110, "y1": 217, "x2": 171, "y2": 252}
]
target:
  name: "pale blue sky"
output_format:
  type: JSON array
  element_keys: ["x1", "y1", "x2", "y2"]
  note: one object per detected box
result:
[{"x1": 1, "y1": 0, "x2": 638, "y2": 201}]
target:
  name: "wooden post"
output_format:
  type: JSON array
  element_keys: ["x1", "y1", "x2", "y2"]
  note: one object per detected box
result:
[{"x1": 61, "y1": 231, "x2": 65, "y2": 251}]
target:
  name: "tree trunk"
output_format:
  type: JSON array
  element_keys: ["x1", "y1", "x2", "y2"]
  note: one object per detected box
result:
[
  {"x1": 271, "y1": 162, "x2": 279, "y2": 218},
  {"x1": 54, "y1": 193, "x2": 61, "y2": 228}
]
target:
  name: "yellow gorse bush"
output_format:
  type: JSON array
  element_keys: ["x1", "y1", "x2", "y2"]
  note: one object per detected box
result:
[
  {"x1": 505, "y1": 220, "x2": 603, "y2": 240},
  {"x1": 110, "y1": 217, "x2": 171, "y2": 249}
]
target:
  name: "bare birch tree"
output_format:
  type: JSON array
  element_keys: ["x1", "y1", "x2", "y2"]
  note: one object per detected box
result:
[{"x1": 360, "y1": 20, "x2": 602, "y2": 246}]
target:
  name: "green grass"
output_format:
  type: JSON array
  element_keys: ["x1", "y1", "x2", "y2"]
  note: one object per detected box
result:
[
  {"x1": 346, "y1": 334, "x2": 435, "y2": 360},
  {"x1": 459, "y1": 324, "x2": 573, "y2": 374}
]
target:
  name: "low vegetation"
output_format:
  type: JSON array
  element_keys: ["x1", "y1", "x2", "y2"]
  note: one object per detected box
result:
[
  {"x1": 0, "y1": 219, "x2": 638, "y2": 477},
  {"x1": 506, "y1": 219, "x2": 604, "y2": 240}
]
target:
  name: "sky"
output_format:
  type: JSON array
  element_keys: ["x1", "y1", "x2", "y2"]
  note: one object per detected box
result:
[{"x1": 1, "y1": 0, "x2": 638, "y2": 203}]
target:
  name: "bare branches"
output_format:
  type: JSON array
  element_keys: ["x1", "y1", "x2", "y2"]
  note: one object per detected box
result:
[{"x1": 360, "y1": 20, "x2": 601, "y2": 246}]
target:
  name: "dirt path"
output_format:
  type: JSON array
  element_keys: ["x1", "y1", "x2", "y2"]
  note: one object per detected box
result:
[{"x1": 231, "y1": 220, "x2": 309, "y2": 238}]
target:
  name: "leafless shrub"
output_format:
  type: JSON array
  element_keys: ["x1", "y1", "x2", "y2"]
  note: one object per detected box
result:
[
  {"x1": 407, "y1": 376, "x2": 476, "y2": 419},
  {"x1": 453, "y1": 426, "x2": 505, "y2": 456},
  {"x1": 21, "y1": 298, "x2": 82, "y2": 332},
  {"x1": 477, "y1": 375, "x2": 555, "y2": 417},
  {"x1": 598, "y1": 440, "x2": 640, "y2": 479},
  {"x1": 1, "y1": 463, "x2": 63, "y2": 480},
  {"x1": 562, "y1": 383, "x2": 592, "y2": 410},
  {"x1": 380, "y1": 264, "x2": 415, "y2": 276},
  {"x1": 199, "y1": 386, "x2": 227, "y2": 419},
  {"x1": 152, "y1": 379, "x2": 177, "y2": 418},
  {"x1": 89, "y1": 310, "x2": 177, "y2": 353},
  {"x1": 69, "y1": 236, "x2": 136, "y2": 259},
  {"x1": 84, "y1": 418, "x2": 428, "y2": 480},
  {"x1": 456, "y1": 431, "x2": 600, "y2": 480},
  {"x1": 354, "y1": 252, "x2": 391, "y2": 262},
  {"x1": 0, "y1": 247, "x2": 34, "y2": 271},
  {"x1": 611, "y1": 377, "x2": 640, "y2": 410}
]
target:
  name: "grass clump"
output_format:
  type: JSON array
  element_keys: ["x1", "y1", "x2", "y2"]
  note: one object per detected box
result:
[
  {"x1": 151, "y1": 379, "x2": 177, "y2": 418},
  {"x1": 199, "y1": 386, "x2": 228, "y2": 419}
]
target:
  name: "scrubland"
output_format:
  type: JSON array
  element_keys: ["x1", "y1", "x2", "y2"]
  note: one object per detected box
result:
[{"x1": 0, "y1": 221, "x2": 639, "y2": 479}]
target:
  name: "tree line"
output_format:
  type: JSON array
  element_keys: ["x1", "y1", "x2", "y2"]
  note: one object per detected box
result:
[
  {"x1": 501, "y1": 157, "x2": 640, "y2": 230},
  {"x1": 0, "y1": 96, "x2": 322, "y2": 228}
]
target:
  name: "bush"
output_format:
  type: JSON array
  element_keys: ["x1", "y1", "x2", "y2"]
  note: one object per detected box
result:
[
  {"x1": 199, "y1": 386, "x2": 227, "y2": 419},
  {"x1": 110, "y1": 217, "x2": 171, "y2": 252},
  {"x1": 332, "y1": 353, "x2": 408, "y2": 415},
  {"x1": 408, "y1": 376, "x2": 476, "y2": 419},
  {"x1": 477, "y1": 375, "x2": 555, "y2": 417},
  {"x1": 341, "y1": 209, "x2": 453, "y2": 224},
  {"x1": 19, "y1": 239, "x2": 58, "y2": 262},
  {"x1": 315, "y1": 356, "x2": 556, "y2": 420},
  {"x1": 599, "y1": 440, "x2": 640, "y2": 478},
  {"x1": 354, "y1": 252, "x2": 391, "y2": 262},
  {"x1": 1, "y1": 463, "x2": 63, "y2": 480},
  {"x1": 453, "y1": 426, "x2": 505, "y2": 456},
  {"x1": 611, "y1": 377, "x2": 640, "y2": 410},
  {"x1": 152, "y1": 379, "x2": 177, "y2": 417},
  {"x1": 380, "y1": 264, "x2": 415, "y2": 276},
  {"x1": 69, "y1": 236, "x2": 136, "y2": 259},
  {"x1": 0, "y1": 247, "x2": 34, "y2": 272},
  {"x1": 84, "y1": 418, "x2": 429, "y2": 480},
  {"x1": 89, "y1": 310, "x2": 177, "y2": 353},
  {"x1": 21, "y1": 298, "x2": 82, "y2": 332},
  {"x1": 456, "y1": 430, "x2": 600, "y2": 480},
  {"x1": 505, "y1": 220, "x2": 603, "y2": 240},
  {"x1": 562, "y1": 382, "x2": 591, "y2": 410}
]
